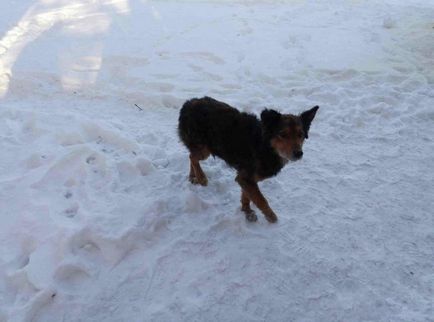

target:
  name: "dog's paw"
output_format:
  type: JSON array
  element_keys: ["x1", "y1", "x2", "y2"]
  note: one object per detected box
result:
[
  {"x1": 196, "y1": 175, "x2": 208, "y2": 186},
  {"x1": 241, "y1": 206, "x2": 257, "y2": 222},
  {"x1": 189, "y1": 174, "x2": 198, "y2": 184},
  {"x1": 265, "y1": 212, "x2": 278, "y2": 223},
  {"x1": 189, "y1": 175, "x2": 208, "y2": 186},
  {"x1": 245, "y1": 212, "x2": 258, "y2": 222}
]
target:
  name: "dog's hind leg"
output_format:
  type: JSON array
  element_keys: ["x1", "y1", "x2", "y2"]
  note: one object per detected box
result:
[
  {"x1": 236, "y1": 174, "x2": 278, "y2": 223},
  {"x1": 241, "y1": 190, "x2": 258, "y2": 222},
  {"x1": 189, "y1": 146, "x2": 210, "y2": 186}
]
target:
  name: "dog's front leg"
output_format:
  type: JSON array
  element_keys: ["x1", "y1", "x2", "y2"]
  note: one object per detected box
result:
[
  {"x1": 236, "y1": 174, "x2": 278, "y2": 223},
  {"x1": 241, "y1": 190, "x2": 258, "y2": 222}
]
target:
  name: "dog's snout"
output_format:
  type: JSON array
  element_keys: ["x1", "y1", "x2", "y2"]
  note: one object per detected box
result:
[{"x1": 293, "y1": 151, "x2": 303, "y2": 159}]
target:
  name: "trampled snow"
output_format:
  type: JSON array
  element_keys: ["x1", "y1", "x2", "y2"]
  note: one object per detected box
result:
[{"x1": 0, "y1": 0, "x2": 433, "y2": 321}]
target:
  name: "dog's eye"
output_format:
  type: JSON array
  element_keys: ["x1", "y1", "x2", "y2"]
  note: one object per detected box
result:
[{"x1": 278, "y1": 131, "x2": 289, "y2": 139}]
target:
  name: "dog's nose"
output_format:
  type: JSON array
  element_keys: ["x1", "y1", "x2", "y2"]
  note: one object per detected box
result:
[{"x1": 294, "y1": 151, "x2": 303, "y2": 159}]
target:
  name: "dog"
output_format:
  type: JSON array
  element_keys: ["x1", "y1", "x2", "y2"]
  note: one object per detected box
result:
[{"x1": 178, "y1": 96, "x2": 319, "y2": 223}]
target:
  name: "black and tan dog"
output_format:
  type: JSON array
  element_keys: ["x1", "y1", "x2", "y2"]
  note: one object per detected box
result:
[{"x1": 178, "y1": 96, "x2": 319, "y2": 223}]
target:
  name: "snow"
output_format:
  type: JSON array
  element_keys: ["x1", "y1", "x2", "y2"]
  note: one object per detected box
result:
[{"x1": 0, "y1": 0, "x2": 433, "y2": 321}]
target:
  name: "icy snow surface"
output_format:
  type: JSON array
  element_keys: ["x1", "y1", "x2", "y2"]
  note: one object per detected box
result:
[{"x1": 0, "y1": 0, "x2": 433, "y2": 321}]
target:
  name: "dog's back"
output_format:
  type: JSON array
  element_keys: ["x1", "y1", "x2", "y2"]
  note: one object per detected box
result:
[{"x1": 178, "y1": 96, "x2": 263, "y2": 173}]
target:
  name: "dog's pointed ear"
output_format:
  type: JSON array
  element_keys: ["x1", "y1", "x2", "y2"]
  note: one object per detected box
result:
[
  {"x1": 300, "y1": 105, "x2": 319, "y2": 139},
  {"x1": 261, "y1": 109, "x2": 281, "y2": 133}
]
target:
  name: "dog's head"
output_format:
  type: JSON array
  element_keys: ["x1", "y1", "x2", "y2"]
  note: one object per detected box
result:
[{"x1": 261, "y1": 105, "x2": 319, "y2": 162}]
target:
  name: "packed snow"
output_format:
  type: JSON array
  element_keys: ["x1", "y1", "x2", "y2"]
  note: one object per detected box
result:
[{"x1": 0, "y1": 0, "x2": 433, "y2": 321}]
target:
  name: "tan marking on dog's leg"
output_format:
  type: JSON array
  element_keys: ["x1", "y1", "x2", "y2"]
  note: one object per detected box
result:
[
  {"x1": 241, "y1": 190, "x2": 257, "y2": 222},
  {"x1": 189, "y1": 161, "x2": 197, "y2": 184},
  {"x1": 190, "y1": 156, "x2": 207, "y2": 186},
  {"x1": 236, "y1": 175, "x2": 278, "y2": 223},
  {"x1": 241, "y1": 190, "x2": 251, "y2": 211},
  {"x1": 189, "y1": 146, "x2": 210, "y2": 186}
]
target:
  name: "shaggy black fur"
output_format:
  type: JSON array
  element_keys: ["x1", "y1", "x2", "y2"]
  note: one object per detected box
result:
[{"x1": 178, "y1": 96, "x2": 284, "y2": 179}]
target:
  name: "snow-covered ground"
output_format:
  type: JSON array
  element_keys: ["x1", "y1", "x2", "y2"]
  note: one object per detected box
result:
[{"x1": 1, "y1": 0, "x2": 433, "y2": 321}]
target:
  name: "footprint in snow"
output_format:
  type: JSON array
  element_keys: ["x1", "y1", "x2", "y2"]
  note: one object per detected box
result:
[{"x1": 54, "y1": 264, "x2": 91, "y2": 291}]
